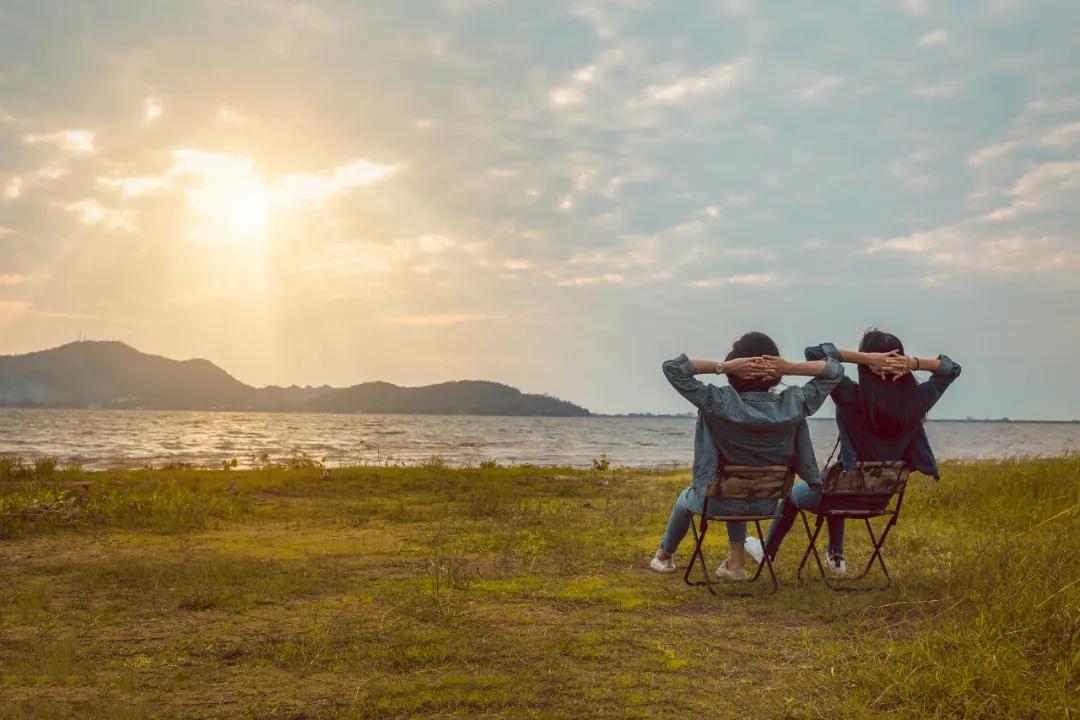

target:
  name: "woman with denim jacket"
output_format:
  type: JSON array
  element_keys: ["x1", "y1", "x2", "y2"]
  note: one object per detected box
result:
[
  {"x1": 757, "y1": 329, "x2": 962, "y2": 574},
  {"x1": 650, "y1": 331, "x2": 844, "y2": 581}
]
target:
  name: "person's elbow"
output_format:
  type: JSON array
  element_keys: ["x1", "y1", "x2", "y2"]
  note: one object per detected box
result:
[
  {"x1": 661, "y1": 354, "x2": 694, "y2": 380},
  {"x1": 821, "y1": 357, "x2": 844, "y2": 380},
  {"x1": 938, "y1": 354, "x2": 962, "y2": 379}
]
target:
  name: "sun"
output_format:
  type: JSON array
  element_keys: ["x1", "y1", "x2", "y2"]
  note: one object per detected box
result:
[{"x1": 224, "y1": 188, "x2": 269, "y2": 238}]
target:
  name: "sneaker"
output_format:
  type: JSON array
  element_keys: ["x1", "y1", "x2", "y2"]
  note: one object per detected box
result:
[
  {"x1": 715, "y1": 559, "x2": 747, "y2": 582},
  {"x1": 825, "y1": 554, "x2": 847, "y2": 576},
  {"x1": 649, "y1": 553, "x2": 677, "y2": 574},
  {"x1": 744, "y1": 536, "x2": 764, "y2": 565}
]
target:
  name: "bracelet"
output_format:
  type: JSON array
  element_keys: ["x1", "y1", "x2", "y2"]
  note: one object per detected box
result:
[{"x1": 913, "y1": 357, "x2": 920, "y2": 370}]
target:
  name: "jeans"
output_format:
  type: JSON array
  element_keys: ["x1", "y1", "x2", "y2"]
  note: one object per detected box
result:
[
  {"x1": 660, "y1": 488, "x2": 777, "y2": 555},
  {"x1": 764, "y1": 480, "x2": 844, "y2": 558}
]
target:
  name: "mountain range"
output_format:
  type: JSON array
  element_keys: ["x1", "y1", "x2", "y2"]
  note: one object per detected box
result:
[{"x1": 0, "y1": 342, "x2": 590, "y2": 416}]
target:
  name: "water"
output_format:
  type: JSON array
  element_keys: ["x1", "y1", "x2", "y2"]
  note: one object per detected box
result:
[{"x1": 1, "y1": 409, "x2": 1078, "y2": 471}]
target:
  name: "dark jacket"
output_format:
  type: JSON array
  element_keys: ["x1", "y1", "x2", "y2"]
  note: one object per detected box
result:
[
  {"x1": 663, "y1": 353, "x2": 844, "y2": 510},
  {"x1": 805, "y1": 342, "x2": 961, "y2": 480}
]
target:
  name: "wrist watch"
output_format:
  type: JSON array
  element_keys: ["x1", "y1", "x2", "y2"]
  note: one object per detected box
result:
[{"x1": 715, "y1": 361, "x2": 725, "y2": 375}]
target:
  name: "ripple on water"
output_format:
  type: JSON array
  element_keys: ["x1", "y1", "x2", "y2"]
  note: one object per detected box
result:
[{"x1": 0, "y1": 411, "x2": 1078, "y2": 470}]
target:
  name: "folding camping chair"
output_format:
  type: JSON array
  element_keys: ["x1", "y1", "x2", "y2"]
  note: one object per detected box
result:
[
  {"x1": 796, "y1": 461, "x2": 911, "y2": 591},
  {"x1": 683, "y1": 465, "x2": 795, "y2": 595}
]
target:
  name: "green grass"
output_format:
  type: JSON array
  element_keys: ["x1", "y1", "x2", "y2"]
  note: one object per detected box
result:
[{"x1": 0, "y1": 457, "x2": 1077, "y2": 719}]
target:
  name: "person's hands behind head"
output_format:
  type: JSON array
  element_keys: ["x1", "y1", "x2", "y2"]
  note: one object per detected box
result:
[
  {"x1": 755, "y1": 355, "x2": 787, "y2": 380},
  {"x1": 883, "y1": 354, "x2": 913, "y2": 382},
  {"x1": 724, "y1": 356, "x2": 775, "y2": 380},
  {"x1": 863, "y1": 350, "x2": 901, "y2": 379}
]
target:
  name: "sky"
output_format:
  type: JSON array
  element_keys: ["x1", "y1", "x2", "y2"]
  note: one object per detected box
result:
[{"x1": 1, "y1": 1, "x2": 1079, "y2": 419}]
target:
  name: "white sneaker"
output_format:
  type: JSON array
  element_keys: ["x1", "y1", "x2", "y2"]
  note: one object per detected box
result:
[
  {"x1": 650, "y1": 553, "x2": 677, "y2": 574},
  {"x1": 715, "y1": 559, "x2": 747, "y2": 582},
  {"x1": 744, "y1": 536, "x2": 764, "y2": 565},
  {"x1": 825, "y1": 554, "x2": 847, "y2": 576}
]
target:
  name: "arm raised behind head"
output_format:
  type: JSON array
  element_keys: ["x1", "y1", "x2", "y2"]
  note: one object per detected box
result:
[{"x1": 756, "y1": 355, "x2": 844, "y2": 416}]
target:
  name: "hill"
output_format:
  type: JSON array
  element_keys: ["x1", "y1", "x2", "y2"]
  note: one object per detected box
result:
[{"x1": 0, "y1": 341, "x2": 590, "y2": 416}]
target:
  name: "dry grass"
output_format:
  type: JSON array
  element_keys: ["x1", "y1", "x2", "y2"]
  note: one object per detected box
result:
[{"x1": 0, "y1": 458, "x2": 1077, "y2": 719}]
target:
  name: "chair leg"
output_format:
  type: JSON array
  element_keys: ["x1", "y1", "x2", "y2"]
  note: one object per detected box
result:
[
  {"x1": 684, "y1": 517, "x2": 779, "y2": 596},
  {"x1": 682, "y1": 515, "x2": 715, "y2": 594},
  {"x1": 750, "y1": 519, "x2": 778, "y2": 595},
  {"x1": 703, "y1": 520, "x2": 778, "y2": 597},
  {"x1": 796, "y1": 511, "x2": 827, "y2": 586},
  {"x1": 824, "y1": 515, "x2": 898, "y2": 591},
  {"x1": 850, "y1": 516, "x2": 897, "y2": 588}
]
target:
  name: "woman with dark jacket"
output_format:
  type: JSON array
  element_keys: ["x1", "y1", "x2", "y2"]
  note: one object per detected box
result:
[{"x1": 752, "y1": 329, "x2": 962, "y2": 574}]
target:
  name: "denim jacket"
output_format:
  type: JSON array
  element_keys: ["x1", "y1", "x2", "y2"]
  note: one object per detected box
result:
[
  {"x1": 662, "y1": 354, "x2": 845, "y2": 512},
  {"x1": 805, "y1": 342, "x2": 961, "y2": 480}
]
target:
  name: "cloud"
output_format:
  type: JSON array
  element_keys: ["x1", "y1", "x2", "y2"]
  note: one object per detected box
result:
[
  {"x1": 1041, "y1": 122, "x2": 1080, "y2": 147},
  {"x1": 0, "y1": 273, "x2": 27, "y2": 286},
  {"x1": 98, "y1": 175, "x2": 172, "y2": 197},
  {"x1": 865, "y1": 231, "x2": 942, "y2": 253},
  {"x1": 917, "y1": 29, "x2": 951, "y2": 47},
  {"x1": 900, "y1": 0, "x2": 927, "y2": 13},
  {"x1": 981, "y1": 160, "x2": 1080, "y2": 222},
  {"x1": 224, "y1": 0, "x2": 337, "y2": 33},
  {"x1": 381, "y1": 313, "x2": 496, "y2": 326},
  {"x1": 636, "y1": 61, "x2": 744, "y2": 106},
  {"x1": 889, "y1": 147, "x2": 939, "y2": 193},
  {"x1": 800, "y1": 75, "x2": 845, "y2": 101},
  {"x1": 144, "y1": 97, "x2": 163, "y2": 121},
  {"x1": 968, "y1": 123, "x2": 1080, "y2": 171},
  {"x1": 969, "y1": 140, "x2": 1023, "y2": 167},
  {"x1": 569, "y1": 236, "x2": 656, "y2": 268},
  {"x1": 721, "y1": 247, "x2": 779, "y2": 260},
  {"x1": 1025, "y1": 97, "x2": 1080, "y2": 115},
  {"x1": 689, "y1": 273, "x2": 785, "y2": 288},
  {"x1": 549, "y1": 48, "x2": 624, "y2": 108},
  {"x1": 556, "y1": 274, "x2": 625, "y2": 287},
  {"x1": 23, "y1": 130, "x2": 94, "y2": 153},
  {"x1": 567, "y1": 1, "x2": 642, "y2": 40},
  {"x1": 218, "y1": 105, "x2": 245, "y2": 123},
  {"x1": 715, "y1": 0, "x2": 752, "y2": 15},
  {"x1": 96, "y1": 151, "x2": 396, "y2": 237},
  {"x1": 2, "y1": 177, "x2": 21, "y2": 200},
  {"x1": 396, "y1": 233, "x2": 456, "y2": 258},
  {"x1": 276, "y1": 159, "x2": 397, "y2": 205},
  {"x1": 913, "y1": 81, "x2": 962, "y2": 99},
  {"x1": 0, "y1": 300, "x2": 30, "y2": 323},
  {"x1": 64, "y1": 199, "x2": 137, "y2": 232},
  {"x1": 980, "y1": 201, "x2": 1039, "y2": 222}
]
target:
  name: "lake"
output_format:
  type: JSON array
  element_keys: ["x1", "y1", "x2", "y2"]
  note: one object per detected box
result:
[{"x1": 1, "y1": 409, "x2": 1078, "y2": 470}]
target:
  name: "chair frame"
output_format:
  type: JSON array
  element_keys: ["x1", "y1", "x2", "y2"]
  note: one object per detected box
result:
[
  {"x1": 683, "y1": 465, "x2": 795, "y2": 596},
  {"x1": 796, "y1": 461, "x2": 911, "y2": 591}
]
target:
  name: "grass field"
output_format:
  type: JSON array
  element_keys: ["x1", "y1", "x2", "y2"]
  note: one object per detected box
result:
[{"x1": 1, "y1": 455, "x2": 1078, "y2": 719}]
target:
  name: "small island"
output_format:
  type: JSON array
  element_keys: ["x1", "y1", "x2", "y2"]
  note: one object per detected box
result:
[{"x1": 0, "y1": 341, "x2": 591, "y2": 417}]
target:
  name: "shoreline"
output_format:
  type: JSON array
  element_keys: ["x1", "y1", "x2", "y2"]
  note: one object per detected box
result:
[{"x1": 1, "y1": 407, "x2": 1077, "y2": 423}]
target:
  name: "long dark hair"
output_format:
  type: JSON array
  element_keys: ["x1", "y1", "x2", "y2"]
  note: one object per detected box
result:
[
  {"x1": 726, "y1": 331, "x2": 780, "y2": 393},
  {"x1": 856, "y1": 329, "x2": 927, "y2": 436}
]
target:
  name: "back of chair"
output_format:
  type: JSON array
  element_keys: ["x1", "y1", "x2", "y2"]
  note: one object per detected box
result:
[
  {"x1": 822, "y1": 461, "x2": 910, "y2": 497},
  {"x1": 708, "y1": 465, "x2": 795, "y2": 501}
]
